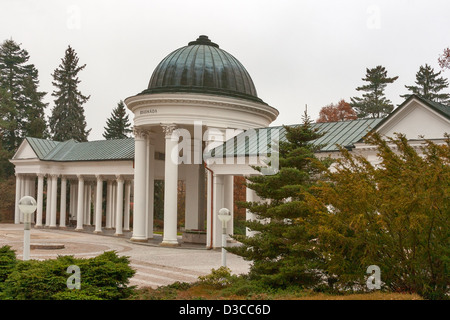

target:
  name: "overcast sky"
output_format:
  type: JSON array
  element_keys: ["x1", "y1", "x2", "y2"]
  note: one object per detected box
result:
[{"x1": 1, "y1": 0, "x2": 449, "y2": 141}]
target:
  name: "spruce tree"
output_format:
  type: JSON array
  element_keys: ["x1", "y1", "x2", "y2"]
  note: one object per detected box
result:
[
  {"x1": 401, "y1": 64, "x2": 450, "y2": 104},
  {"x1": 0, "y1": 87, "x2": 15, "y2": 178},
  {"x1": 49, "y1": 45, "x2": 90, "y2": 142},
  {"x1": 227, "y1": 112, "x2": 331, "y2": 288},
  {"x1": 103, "y1": 100, "x2": 132, "y2": 140},
  {"x1": 0, "y1": 39, "x2": 48, "y2": 151},
  {"x1": 350, "y1": 65, "x2": 399, "y2": 118}
]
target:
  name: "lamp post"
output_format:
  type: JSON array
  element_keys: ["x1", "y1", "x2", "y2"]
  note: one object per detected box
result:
[
  {"x1": 218, "y1": 207, "x2": 232, "y2": 267},
  {"x1": 18, "y1": 196, "x2": 37, "y2": 261}
]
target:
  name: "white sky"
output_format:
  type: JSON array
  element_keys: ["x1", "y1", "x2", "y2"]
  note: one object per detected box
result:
[{"x1": 1, "y1": 0, "x2": 449, "y2": 141}]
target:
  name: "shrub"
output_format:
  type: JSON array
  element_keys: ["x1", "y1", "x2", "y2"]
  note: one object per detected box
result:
[
  {"x1": 197, "y1": 267, "x2": 237, "y2": 289},
  {"x1": 0, "y1": 246, "x2": 17, "y2": 283},
  {"x1": 0, "y1": 251, "x2": 136, "y2": 300}
]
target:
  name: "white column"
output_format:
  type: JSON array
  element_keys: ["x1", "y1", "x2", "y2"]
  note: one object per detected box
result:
[
  {"x1": 94, "y1": 175, "x2": 103, "y2": 233},
  {"x1": 24, "y1": 176, "x2": 31, "y2": 197},
  {"x1": 162, "y1": 124, "x2": 179, "y2": 246},
  {"x1": 206, "y1": 167, "x2": 213, "y2": 248},
  {"x1": 147, "y1": 142, "x2": 155, "y2": 239},
  {"x1": 185, "y1": 164, "x2": 205, "y2": 230},
  {"x1": 69, "y1": 181, "x2": 76, "y2": 221},
  {"x1": 45, "y1": 176, "x2": 52, "y2": 227},
  {"x1": 76, "y1": 175, "x2": 84, "y2": 231},
  {"x1": 212, "y1": 174, "x2": 224, "y2": 248},
  {"x1": 60, "y1": 176, "x2": 67, "y2": 228},
  {"x1": 124, "y1": 181, "x2": 131, "y2": 231},
  {"x1": 14, "y1": 174, "x2": 22, "y2": 224},
  {"x1": 223, "y1": 175, "x2": 234, "y2": 238},
  {"x1": 115, "y1": 175, "x2": 124, "y2": 236},
  {"x1": 105, "y1": 180, "x2": 112, "y2": 229},
  {"x1": 87, "y1": 183, "x2": 92, "y2": 225},
  {"x1": 73, "y1": 181, "x2": 78, "y2": 221},
  {"x1": 35, "y1": 174, "x2": 44, "y2": 227},
  {"x1": 30, "y1": 176, "x2": 36, "y2": 224},
  {"x1": 245, "y1": 186, "x2": 258, "y2": 237},
  {"x1": 84, "y1": 183, "x2": 91, "y2": 226},
  {"x1": 111, "y1": 182, "x2": 116, "y2": 228},
  {"x1": 20, "y1": 175, "x2": 26, "y2": 222},
  {"x1": 131, "y1": 127, "x2": 148, "y2": 242},
  {"x1": 49, "y1": 174, "x2": 58, "y2": 228}
]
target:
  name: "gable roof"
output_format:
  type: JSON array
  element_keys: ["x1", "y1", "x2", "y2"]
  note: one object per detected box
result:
[
  {"x1": 25, "y1": 137, "x2": 61, "y2": 159},
  {"x1": 22, "y1": 137, "x2": 134, "y2": 162},
  {"x1": 370, "y1": 94, "x2": 450, "y2": 134},
  {"x1": 206, "y1": 118, "x2": 382, "y2": 159}
]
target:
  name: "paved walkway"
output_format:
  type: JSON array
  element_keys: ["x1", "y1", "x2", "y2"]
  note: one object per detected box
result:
[{"x1": 0, "y1": 223, "x2": 251, "y2": 288}]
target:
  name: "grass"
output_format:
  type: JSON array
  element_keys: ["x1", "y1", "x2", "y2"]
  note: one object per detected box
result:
[
  {"x1": 130, "y1": 282, "x2": 423, "y2": 300},
  {"x1": 129, "y1": 267, "x2": 423, "y2": 300}
]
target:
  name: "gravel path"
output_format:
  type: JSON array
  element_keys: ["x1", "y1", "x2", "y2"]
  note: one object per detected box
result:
[{"x1": 0, "y1": 223, "x2": 250, "y2": 288}]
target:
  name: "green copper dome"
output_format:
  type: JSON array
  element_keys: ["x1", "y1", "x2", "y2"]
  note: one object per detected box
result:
[{"x1": 141, "y1": 35, "x2": 265, "y2": 104}]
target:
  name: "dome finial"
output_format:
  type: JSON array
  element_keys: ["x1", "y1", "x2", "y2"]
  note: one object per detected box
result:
[{"x1": 188, "y1": 35, "x2": 219, "y2": 48}]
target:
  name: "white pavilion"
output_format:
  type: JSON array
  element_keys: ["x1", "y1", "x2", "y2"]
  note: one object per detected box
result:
[{"x1": 10, "y1": 35, "x2": 450, "y2": 248}]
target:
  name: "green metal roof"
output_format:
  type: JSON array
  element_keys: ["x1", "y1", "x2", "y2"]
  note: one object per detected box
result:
[
  {"x1": 25, "y1": 137, "x2": 61, "y2": 159},
  {"x1": 206, "y1": 118, "x2": 383, "y2": 159},
  {"x1": 25, "y1": 137, "x2": 134, "y2": 162},
  {"x1": 24, "y1": 118, "x2": 381, "y2": 162}
]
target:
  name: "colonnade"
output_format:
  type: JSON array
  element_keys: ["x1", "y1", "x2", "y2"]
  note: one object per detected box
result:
[{"x1": 14, "y1": 173, "x2": 133, "y2": 235}]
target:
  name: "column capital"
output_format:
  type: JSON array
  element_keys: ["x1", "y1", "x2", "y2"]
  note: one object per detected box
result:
[
  {"x1": 133, "y1": 126, "x2": 149, "y2": 139},
  {"x1": 77, "y1": 174, "x2": 84, "y2": 181},
  {"x1": 161, "y1": 123, "x2": 177, "y2": 138},
  {"x1": 116, "y1": 175, "x2": 124, "y2": 183},
  {"x1": 60, "y1": 175, "x2": 67, "y2": 181},
  {"x1": 95, "y1": 174, "x2": 103, "y2": 181},
  {"x1": 37, "y1": 173, "x2": 46, "y2": 178},
  {"x1": 50, "y1": 173, "x2": 59, "y2": 179}
]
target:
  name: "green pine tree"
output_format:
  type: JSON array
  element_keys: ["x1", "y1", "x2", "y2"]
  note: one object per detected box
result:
[
  {"x1": 103, "y1": 100, "x2": 132, "y2": 140},
  {"x1": 0, "y1": 39, "x2": 48, "y2": 151},
  {"x1": 227, "y1": 112, "x2": 331, "y2": 289},
  {"x1": 0, "y1": 88, "x2": 15, "y2": 179},
  {"x1": 401, "y1": 64, "x2": 450, "y2": 104},
  {"x1": 350, "y1": 65, "x2": 399, "y2": 118},
  {"x1": 49, "y1": 45, "x2": 90, "y2": 142}
]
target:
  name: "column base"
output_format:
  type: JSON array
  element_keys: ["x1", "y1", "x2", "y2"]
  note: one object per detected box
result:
[
  {"x1": 34, "y1": 225, "x2": 44, "y2": 229},
  {"x1": 160, "y1": 240, "x2": 181, "y2": 247},
  {"x1": 130, "y1": 237, "x2": 148, "y2": 243},
  {"x1": 93, "y1": 230, "x2": 103, "y2": 234},
  {"x1": 114, "y1": 233, "x2": 123, "y2": 237},
  {"x1": 59, "y1": 226, "x2": 67, "y2": 229},
  {"x1": 75, "y1": 228, "x2": 84, "y2": 232}
]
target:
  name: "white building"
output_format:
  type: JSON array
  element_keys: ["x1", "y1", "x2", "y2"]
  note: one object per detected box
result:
[{"x1": 10, "y1": 36, "x2": 450, "y2": 248}]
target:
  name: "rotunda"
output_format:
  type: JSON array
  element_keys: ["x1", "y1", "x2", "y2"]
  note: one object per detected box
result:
[{"x1": 125, "y1": 35, "x2": 279, "y2": 247}]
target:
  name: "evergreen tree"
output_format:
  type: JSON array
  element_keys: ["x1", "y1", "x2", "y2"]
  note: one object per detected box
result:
[
  {"x1": 49, "y1": 45, "x2": 90, "y2": 142},
  {"x1": 227, "y1": 112, "x2": 331, "y2": 288},
  {"x1": 102, "y1": 100, "x2": 132, "y2": 139},
  {"x1": 0, "y1": 88, "x2": 16, "y2": 179},
  {"x1": 350, "y1": 65, "x2": 399, "y2": 118},
  {"x1": 310, "y1": 132, "x2": 450, "y2": 299},
  {"x1": 401, "y1": 64, "x2": 450, "y2": 104},
  {"x1": 0, "y1": 39, "x2": 48, "y2": 151}
]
